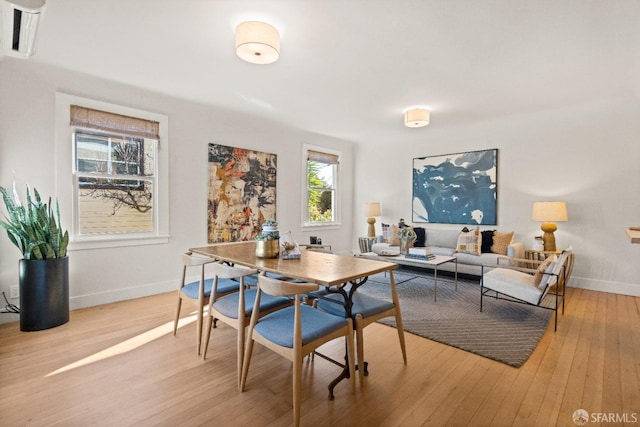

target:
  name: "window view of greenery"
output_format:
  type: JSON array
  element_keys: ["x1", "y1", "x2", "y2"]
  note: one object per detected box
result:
[
  {"x1": 75, "y1": 131, "x2": 156, "y2": 235},
  {"x1": 307, "y1": 160, "x2": 335, "y2": 223}
]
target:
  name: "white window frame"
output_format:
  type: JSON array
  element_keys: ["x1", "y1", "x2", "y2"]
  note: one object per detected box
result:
[
  {"x1": 55, "y1": 93, "x2": 170, "y2": 250},
  {"x1": 301, "y1": 144, "x2": 341, "y2": 230}
]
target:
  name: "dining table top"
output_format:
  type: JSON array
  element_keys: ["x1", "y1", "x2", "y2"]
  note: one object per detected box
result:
[{"x1": 189, "y1": 241, "x2": 398, "y2": 286}]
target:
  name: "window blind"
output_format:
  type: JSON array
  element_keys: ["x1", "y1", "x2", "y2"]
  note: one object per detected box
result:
[
  {"x1": 308, "y1": 150, "x2": 339, "y2": 165},
  {"x1": 70, "y1": 105, "x2": 160, "y2": 142}
]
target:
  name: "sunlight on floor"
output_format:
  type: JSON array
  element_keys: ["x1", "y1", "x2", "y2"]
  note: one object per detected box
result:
[{"x1": 46, "y1": 312, "x2": 198, "y2": 377}]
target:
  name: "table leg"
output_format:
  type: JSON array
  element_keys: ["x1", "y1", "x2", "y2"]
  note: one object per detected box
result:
[
  {"x1": 433, "y1": 266, "x2": 438, "y2": 302},
  {"x1": 454, "y1": 258, "x2": 458, "y2": 291},
  {"x1": 314, "y1": 277, "x2": 369, "y2": 400}
]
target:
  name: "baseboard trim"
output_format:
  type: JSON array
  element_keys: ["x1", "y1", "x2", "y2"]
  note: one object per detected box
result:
[
  {"x1": 570, "y1": 276, "x2": 640, "y2": 297},
  {"x1": 69, "y1": 280, "x2": 177, "y2": 310}
]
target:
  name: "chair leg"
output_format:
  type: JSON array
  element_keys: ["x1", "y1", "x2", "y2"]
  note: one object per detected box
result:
[
  {"x1": 173, "y1": 295, "x2": 182, "y2": 335},
  {"x1": 394, "y1": 311, "x2": 407, "y2": 365},
  {"x1": 345, "y1": 321, "x2": 356, "y2": 394},
  {"x1": 240, "y1": 334, "x2": 255, "y2": 391},
  {"x1": 293, "y1": 355, "x2": 302, "y2": 427},
  {"x1": 237, "y1": 319, "x2": 245, "y2": 390},
  {"x1": 355, "y1": 315, "x2": 366, "y2": 388},
  {"x1": 202, "y1": 313, "x2": 213, "y2": 360},
  {"x1": 196, "y1": 301, "x2": 204, "y2": 355}
]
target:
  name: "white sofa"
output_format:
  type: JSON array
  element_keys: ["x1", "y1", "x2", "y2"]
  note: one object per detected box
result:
[{"x1": 372, "y1": 227, "x2": 524, "y2": 276}]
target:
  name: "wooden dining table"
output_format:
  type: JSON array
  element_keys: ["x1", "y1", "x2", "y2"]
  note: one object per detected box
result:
[{"x1": 189, "y1": 241, "x2": 401, "y2": 397}]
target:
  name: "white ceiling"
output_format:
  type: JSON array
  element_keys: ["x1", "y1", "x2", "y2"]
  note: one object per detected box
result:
[{"x1": 7, "y1": 0, "x2": 640, "y2": 145}]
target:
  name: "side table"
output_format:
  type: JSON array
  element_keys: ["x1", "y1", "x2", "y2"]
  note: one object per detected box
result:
[{"x1": 524, "y1": 249, "x2": 562, "y2": 269}]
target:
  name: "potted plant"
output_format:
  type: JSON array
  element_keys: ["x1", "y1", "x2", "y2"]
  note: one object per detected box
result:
[
  {"x1": 255, "y1": 220, "x2": 279, "y2": 258},
  {"x1": 398, "y1": 226, "x2": 417, "y2": 254},
  {"x1": 0, "y1": 182, "x2": 70, "y2": 331}
]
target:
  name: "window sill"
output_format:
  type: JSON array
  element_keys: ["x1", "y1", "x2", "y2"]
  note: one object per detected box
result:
[
  {"x1": 301, "y1": 222, "x2": 342, "y2": 232},
  {"x1": 68, "y1": 235, "x2": 170, "y2": 251}
]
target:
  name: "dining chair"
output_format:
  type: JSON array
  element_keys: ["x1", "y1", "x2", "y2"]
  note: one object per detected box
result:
[
  {"x1": 202, "y1": 262, "x2": 290, "y2": 388},
  {"x1": 315, "y1": 278, "x2": 407, "y2": 388},
  {"x1": 173, "y1": 252, "x2": 242, "y2": 355},
  {"x1": 240, "y1": 273, "x2": 356, "y2": 427}
]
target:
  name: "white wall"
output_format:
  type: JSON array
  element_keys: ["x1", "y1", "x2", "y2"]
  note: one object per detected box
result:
[
  {"x1": 353, "y1": 95, "x2": 640, "y2": 296},
  {"x1": 0, "y1": 58, "x2": 354, "y2": 324}
]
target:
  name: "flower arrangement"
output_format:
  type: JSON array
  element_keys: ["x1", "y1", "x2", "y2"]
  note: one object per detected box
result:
[{"x1": 398, "y1": 226, "x2": 417, "y2": 241}]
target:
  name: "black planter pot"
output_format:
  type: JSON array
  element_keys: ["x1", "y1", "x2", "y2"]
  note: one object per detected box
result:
[{"x1": 19, "y1": 257, "x2": 69, "y2": 332}]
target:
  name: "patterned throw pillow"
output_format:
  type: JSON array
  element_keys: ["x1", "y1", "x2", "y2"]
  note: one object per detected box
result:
[
  {"x1": 456, "y1": 228, "x2": 481, "y2": 255},
  {"x1": 534, "y1": 255, "x2": 557, "y2": 288},
  {"x1": 491, "y1": 231, "x2": 514, "y2": 255}
]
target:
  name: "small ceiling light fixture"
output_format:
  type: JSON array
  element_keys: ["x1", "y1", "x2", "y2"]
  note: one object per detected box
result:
[
  {"x1": 404, "y1": 108, "x2": 430, "y2": 128},
  {"x1": 235, "y1": 21, "x2": 280, "y2": 64}
]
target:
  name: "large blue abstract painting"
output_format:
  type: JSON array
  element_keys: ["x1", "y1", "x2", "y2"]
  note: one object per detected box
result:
[{"x1": 412, "y1": 149, "x2": 497, "y2": 225}]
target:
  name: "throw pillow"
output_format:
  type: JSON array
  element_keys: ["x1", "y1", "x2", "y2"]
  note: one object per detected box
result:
[
  {"x1": 414, "y1": 227, "x2": 426, "y2": 247},
  {"x1": 456, "y1": 228, "x2": 481, "y2": 256},
  {"x1": 534, "y1": 255, "x2": 557, "y2": 288},
  {"x1": 491, "y1": 231, "x2": 514, "y2": 255},
  {"x1": 481, "y1": 230, "x2": 495, "y2": 253},
  {"x1": 389, "y1": 224, "x2": 400, "y2": 246}
]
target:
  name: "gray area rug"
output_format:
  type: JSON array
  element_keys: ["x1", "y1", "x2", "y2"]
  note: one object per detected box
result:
[{"x1": 358, "y1": 268, "x2": 553, "y2": 368}]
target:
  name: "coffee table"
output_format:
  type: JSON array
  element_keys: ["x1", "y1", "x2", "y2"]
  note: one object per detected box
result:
[{"x1": 361, "y1": 253, "x2": 457, "y2": 301}]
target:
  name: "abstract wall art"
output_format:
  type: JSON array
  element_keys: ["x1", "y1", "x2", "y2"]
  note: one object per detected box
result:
[
  {"x1": 412, "y1": 149, "x2": 497, "y2": 225},
  {"x1": 208, "y1": 144, "x2": 277, "y2": 242}
]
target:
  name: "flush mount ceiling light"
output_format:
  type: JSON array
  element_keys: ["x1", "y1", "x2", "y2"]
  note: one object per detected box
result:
[
  {"x1": 404, "y1": 108, "x2": 430, "y2": 128},
  {"x1": 235, "y1": 21, "x2": 280, "y2": 64}
]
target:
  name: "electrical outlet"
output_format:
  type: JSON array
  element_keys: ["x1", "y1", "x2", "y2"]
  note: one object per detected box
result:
[{"x1": 10, "y1": 285, "x2": 19, "y2": 299}]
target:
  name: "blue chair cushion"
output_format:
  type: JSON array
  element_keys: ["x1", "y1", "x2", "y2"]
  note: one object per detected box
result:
[
  {"x1": 181, "y1": 278, "x2": 240, "y2": 299},
  {"x1": 255, "y1": 305, "x2": 348, "y2": 347},
  {"x1": 317, "y1": 292, "x2": 395, "y2": 319},
  {"x1": 213, "y1": 288, "x2": 290, "y2": 319}
]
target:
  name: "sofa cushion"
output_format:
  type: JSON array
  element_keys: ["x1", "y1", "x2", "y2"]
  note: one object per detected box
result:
[
  {"x1": 491, "y1": 231, "x2": 514, "y2": 255},
  {"x1": 456, "y1": 228, "x2": 481, "y2": 256},
  {"x1": 426, "y1": 228, "x2": 461, "y2": 249},
  {"x1": 430, "y1": 246, "x2": 456, "y2": 257},
  {"x1": 455, "y1": 252, "x2": 499, "y2": 266},
  {"x1": 481, "y1": 230, "x2": 495, "y2": 253}
]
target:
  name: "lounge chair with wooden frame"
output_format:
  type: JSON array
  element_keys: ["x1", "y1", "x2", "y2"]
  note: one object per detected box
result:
[{"x1": 480, "y1": 248, "x2": 574, "y2": 331}]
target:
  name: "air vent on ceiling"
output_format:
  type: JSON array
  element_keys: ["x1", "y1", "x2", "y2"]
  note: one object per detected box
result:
[{"x1": 1, "y1": 0, "x2": 46, "y2": 58}]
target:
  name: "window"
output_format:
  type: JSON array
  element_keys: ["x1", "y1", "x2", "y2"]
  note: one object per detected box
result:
[
  {"x1": 74, "y1": 130, "x2": 155, "y2": 235},
  {"x1": 55, "y1": 93, "x2": 169, "y2": 249},
  {"x1": 303, "y1": 146, "x2": 340, "y2": 227}
]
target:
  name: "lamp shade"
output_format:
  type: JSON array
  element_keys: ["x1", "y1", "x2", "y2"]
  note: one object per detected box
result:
[
  {"x1": 362, "y1": 202, "x2": 381, "y2": 217},
  {"x1": 404, "y1": 108, "x2": 430, "y2": 128},
  {"x1": 235, "y1": 21, "x2": 280, "y2": 64},
  {"x1": 532, "y1": 201, "x2": 568, "y2": 222}
]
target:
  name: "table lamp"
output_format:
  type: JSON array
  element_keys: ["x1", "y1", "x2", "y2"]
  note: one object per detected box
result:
[
  {"x1": 532, "y1": 201, "x2": 568, "y2": 252},
  {"x1": 362, "y1": 202, "x2": 382, "y2": 238}
]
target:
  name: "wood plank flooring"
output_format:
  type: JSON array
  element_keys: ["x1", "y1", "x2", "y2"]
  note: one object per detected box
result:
[{"x1": 0, "y1": 287, "x2": 638, "y2": 426}]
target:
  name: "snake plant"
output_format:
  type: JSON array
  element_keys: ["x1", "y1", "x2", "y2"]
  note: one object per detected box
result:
[{"x1": 0, "y1": 182, "x2": 69, "y2": 260}]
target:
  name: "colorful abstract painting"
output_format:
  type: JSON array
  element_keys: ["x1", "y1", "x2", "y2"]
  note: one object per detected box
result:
[
  {"x1": 412, "y1": 149, "x2": 497, "y2": 225},
  {"x1": 208, "y1": 144, "x2": 277, "y2": 242}
]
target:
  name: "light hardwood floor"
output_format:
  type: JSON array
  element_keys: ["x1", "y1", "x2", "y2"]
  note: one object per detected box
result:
[{"x1": 1, "y1": 287, "x2": 638, "y2": 426}]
